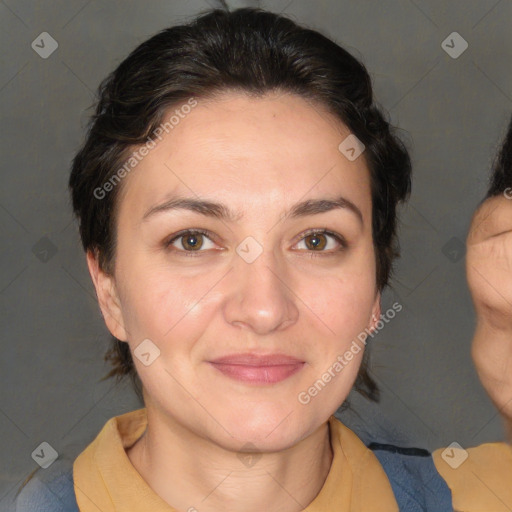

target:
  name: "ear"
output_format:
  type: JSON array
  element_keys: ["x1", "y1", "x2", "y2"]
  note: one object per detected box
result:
[
  {"x1": 86, "y1": 250, "x2": 128, "y2": 342},
  {"x1": 368, "y1": 291, "x2": 382, "y2": 333}
]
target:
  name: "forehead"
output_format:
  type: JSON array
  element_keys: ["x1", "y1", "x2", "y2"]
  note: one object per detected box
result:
[{"x1": 116, "y1": 91, "x2": 372, "y2": 224}]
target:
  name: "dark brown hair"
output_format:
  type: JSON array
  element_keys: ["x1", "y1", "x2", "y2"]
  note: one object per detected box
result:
[
  {"x1": 487, "y1": 114, "x2": 512, "y2": 197},
  {"x1": 69, "y1": 7, "x2": 412, "y2": 403}
]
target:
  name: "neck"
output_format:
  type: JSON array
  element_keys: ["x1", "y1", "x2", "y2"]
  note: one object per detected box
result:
[{"x1": 126, "y1": 407, "x2": 333, "y2": 512}]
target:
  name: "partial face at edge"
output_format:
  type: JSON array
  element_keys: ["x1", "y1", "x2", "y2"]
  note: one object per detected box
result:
[{"x1": 90, "y1": 91, "x2": 381, "y2": 451}]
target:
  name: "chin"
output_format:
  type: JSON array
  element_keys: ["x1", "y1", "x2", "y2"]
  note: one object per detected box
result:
[{"x1": 210, "y1": 405, "x2": 316, "y2": 452}]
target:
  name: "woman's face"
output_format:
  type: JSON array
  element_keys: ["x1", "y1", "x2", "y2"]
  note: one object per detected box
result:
[{"x1": 90, "y1": 91, "x2": 380, "y2": 452}]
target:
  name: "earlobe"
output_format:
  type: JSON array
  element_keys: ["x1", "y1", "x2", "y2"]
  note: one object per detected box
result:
[{"x1": 86, "y1": 250, "x2": 128, "y2": 342}]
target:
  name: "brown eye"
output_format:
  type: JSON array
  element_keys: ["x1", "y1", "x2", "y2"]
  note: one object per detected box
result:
[
  {"x1": 166, "y1": 229, "x2": 216, "y2": 255},
  {"x1": 304, "y1": 233, "x2": 327, "y2": 250},
  {"x1": 295, "y1": 229, "x2": 346, "y2": 254},
  {"x1": 181, "y1": 233, "x2": 204, "y2": 251}
]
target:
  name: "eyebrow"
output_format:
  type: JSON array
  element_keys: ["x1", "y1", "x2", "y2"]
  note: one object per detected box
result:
[{"x1": 142, "y1": 195, "x2": 364, "y2": 225}]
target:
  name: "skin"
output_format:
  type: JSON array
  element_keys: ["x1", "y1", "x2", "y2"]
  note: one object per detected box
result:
[
  {"x1": 87, "y1": 91, "x2": 381, "y2": 512},
  {"x1": 467, "y1": 194, "x2": 512, "y2": 442}
]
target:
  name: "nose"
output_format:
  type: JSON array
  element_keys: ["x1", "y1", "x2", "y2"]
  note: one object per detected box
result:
[{"x1": 223, "y1": 245, "x2": 299, "y2": 335}]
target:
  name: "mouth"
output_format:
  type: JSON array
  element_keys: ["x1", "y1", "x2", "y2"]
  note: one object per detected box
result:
[{"x1": 208, "y1": 353, "x2": 305, "y2": 384}]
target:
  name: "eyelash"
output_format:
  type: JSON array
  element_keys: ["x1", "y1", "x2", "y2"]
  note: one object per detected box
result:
[{"x1": 164, "y1": 228, "x2": 347, "y2": 258}]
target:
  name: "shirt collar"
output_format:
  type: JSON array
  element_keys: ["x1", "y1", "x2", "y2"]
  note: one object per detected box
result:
[{"x1": 73, "y1": 408, "x2": 398, "y2": 511}]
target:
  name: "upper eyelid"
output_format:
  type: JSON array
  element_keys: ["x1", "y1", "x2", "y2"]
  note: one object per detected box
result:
[
  {"x1": 166, "y1": 229, "x2": 214, "y2": 248},
  {"x1": 293, "y1": 229, "x2": 346, "y2": 247}
]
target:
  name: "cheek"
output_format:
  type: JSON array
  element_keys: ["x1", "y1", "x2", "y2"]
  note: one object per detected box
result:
[
  {"x1": 116, "y1": 261, "x2": 220, "y2": 344},
  {"x1": 300, "y1": 263, "x2": 377, "y2": 339},
  {"x1": 115, "y1": 238, "x2": 377, "y2": 355}
]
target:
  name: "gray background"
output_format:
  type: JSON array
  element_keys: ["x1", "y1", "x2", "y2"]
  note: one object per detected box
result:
[{"x1": 1, "y1": 0, "x2": 511, "y2": 508}]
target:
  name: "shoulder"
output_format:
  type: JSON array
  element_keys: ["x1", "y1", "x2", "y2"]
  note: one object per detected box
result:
[
  {"x1": 433, "y1": 441, "x2": 512, "y2": 511},
  {"x1": 330, "y1": 416, "x2": 453, "y2": 510},
  {"x1": 14, "y1": 458, "x2": 79, "y2": 512}
]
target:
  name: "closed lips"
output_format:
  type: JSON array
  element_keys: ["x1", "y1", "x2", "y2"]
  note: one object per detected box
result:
[{"x1": 209, "y1": 354, "x2": 304, "y2": 365}]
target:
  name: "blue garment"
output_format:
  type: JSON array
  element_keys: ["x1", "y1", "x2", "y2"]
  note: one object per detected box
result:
[
  {"x1": 14, "y1": 459, "x2": 79, "y2": 512},
  {"x1": 13, "y1": 445, "x2": 452, "y2": 511},
  {"x1": 368, "y1": 443, "x2": 453, "y2": 511}
]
